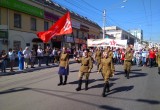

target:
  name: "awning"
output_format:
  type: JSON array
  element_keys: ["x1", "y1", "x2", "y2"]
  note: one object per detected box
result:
[{"x1": 32, "y1": 38, "x2": 43, "y2": 43}]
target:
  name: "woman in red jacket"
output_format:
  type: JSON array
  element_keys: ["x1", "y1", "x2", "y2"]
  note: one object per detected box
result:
[
  {"x1": 149, "y1": 48, "x2": 156, "y2": 68},
  {"x1": 121, "y1": 49, "x2": 125, "y2": 65}
]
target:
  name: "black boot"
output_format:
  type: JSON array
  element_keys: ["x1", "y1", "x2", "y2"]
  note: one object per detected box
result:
[
  {"x1": 58, "y1": 75, "x2": 63, "y2": 86},
  {"x1": 158, "y1": 67, "x2": 160, "y2": 74},
  {"x1": 102, "y1": 82, "x2": 107, "y2": 97},
  {"x1": 127, "y1": 71, "x2": 130, "y2": 79},
  {"x1": 106, "y1": 82, "x2": 110, "y2": 92},
  {"x1": 63, "y1": 76, "x2": 68, "y2": 85},
  {"x1": 85, "y1": 80, "x2": 89, "y2": 91},
  {"x1": 76, "y1": 79, "x2": 82, "y2": 91},
  {"x1": 124, "y1": 70, "x2": 127, "y2": 77}
]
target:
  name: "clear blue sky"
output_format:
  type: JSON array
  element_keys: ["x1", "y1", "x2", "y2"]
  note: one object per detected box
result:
[{"x1": 52, "y1": 0, "x2": 160, "y2": 42}]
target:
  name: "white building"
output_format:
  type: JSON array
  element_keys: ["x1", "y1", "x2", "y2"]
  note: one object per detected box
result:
[
  {"x1": 103, "y1": 26, "x2": 137, "y2": 45},
  {"x1": 128, "y1": 29, "x2": 143, "y2": 42}
]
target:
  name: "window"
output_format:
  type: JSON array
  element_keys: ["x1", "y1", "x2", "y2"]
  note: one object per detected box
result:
[
  {"x1": 44, "y1": 21, "x2": 49, "y2": 30},
  {"x1": 31, "y1": 18, "x2": 36, "y2": 31},
  {"x1": 14, "y1": 13, "x2": 21, "y2": 28},
  {"x1": 0, "y1": 9, "x2": 1, "y2": 25},
  {"x1": 76, "y1": 30, "x2": 79, "y2": 38},
  {"x1": 82, "y1": 32, "x2": 84, "y2": 39}
]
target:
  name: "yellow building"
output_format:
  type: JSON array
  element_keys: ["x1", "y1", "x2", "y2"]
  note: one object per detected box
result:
[{"x1": 0, "y1": 0, "x2": 101, "y2": 51}]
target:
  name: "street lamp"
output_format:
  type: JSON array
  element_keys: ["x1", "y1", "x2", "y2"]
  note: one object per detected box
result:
[{"x1": 103, "y1": 0, "x2": 127, "y2": 39}]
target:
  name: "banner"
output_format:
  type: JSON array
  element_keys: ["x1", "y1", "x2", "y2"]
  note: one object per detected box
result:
[
  {"x1": 37, "y1": 12, "x2": 72, "y2": 43},
  {"x1": 87, "y1": 39, "x2": 127, "y2": 48}
]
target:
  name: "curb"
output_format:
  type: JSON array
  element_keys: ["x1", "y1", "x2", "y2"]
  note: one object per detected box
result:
[{"x1": 0, "y1": 61, "x2": 76, "y2": 76}]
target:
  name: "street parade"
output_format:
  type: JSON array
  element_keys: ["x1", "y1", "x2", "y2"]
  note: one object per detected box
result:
[{"x1": 0, "y1": 0, "x2": 160, "y2": 110}]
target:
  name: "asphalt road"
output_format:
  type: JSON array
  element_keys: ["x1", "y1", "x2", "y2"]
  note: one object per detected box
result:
[{"x1": 0, "y1": 63, "x2": 160, "y2": 110}]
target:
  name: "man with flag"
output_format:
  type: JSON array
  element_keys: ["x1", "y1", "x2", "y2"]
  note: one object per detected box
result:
[{"x1": 37, "y1": 11, "x2": 72, "y2": 86}]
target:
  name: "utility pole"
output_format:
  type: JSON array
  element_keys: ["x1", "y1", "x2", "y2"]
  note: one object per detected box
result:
[{"x1": 103, "y1": 9, "x2": 106, "y2": 39}]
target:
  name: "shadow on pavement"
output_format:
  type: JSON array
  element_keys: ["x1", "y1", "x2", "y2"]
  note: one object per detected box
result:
[
  {"x1": 0, "y1": 87, "x2": 30, "y2": 95},
  {"x1": 115, "y1": 71, "x2": 124, "y2": 75},
  {"x1": 89, "y1": 82, "x2": 115, "y2": 89},
  {"x1": 115, "y1": 71, "x2": 148, "y2": 78},
  {"x1": 99, "y1": 105, "x2": 122, "y2": 110},
  {"x1": 136, "y1": 99, "x2": 160, "y2": 104},
  {"x1": 1, "y1": 87, "x2": 160, "y2": 106},
  {"x1": 107, "y1": 85, "x2": 134, "y2": 95},
  {"x1": 68, "y1": 79, "x2": 97, "y2": 85},
  {"x1": 131, "y1": 69, "x2": 142, "y2": 71},
  {"x1": 69, "y1": 70, "x2": 79, "y2": 72},
  {"x1": 110, "y1": 78, "x2": 119, "y2": 81},
  {"x1": 130, "y1": 72, "x2": 147, "y2": 78}
]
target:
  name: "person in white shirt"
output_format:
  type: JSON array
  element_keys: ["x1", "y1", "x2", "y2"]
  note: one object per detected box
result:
[
  {"x1": 8, "y1": 48, "x2": 16, "y2": 72},
  {"x1": 23, "y1": 47, "x2": 31, "y2": 69},
  {"x1": 37, "y1": 46, "x2": 43, "y2": 67}
]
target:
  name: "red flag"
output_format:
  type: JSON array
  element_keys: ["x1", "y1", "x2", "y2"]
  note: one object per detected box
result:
[{"x1": 37, "y1": 12, "x2": 72, "y2": 43}]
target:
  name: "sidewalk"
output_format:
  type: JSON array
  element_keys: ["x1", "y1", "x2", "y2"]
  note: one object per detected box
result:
[{"x1": 0, "y1": 58, "x2": 76, "y2": 76}]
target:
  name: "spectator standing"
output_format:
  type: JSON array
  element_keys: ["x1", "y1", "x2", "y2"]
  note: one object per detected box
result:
[
  {"x1": 149, "y1": 48, "x2": 156, "y2": 68},
  {"x1": 23, "y1": 47, "x2": 31, "y2": 69},
  {"x1": 141, "y1": 49, "x2": 148, "y2": 66},
  {"x1": 135, "y1": 51, "x2": 141, "y2": 66},
  {"x1": 44, "y1": 46, "x2": 50, "y2": 66},
  {"x1": 18, "y1": 48, "x2": 24, "y2": 70},
  {"x1": 0, "y1": 50, "x2": 8, "y2": 73},
  {"x1": 30, "y1": 48, "x2": 36, "y2": 68},
  {"x1": 8, "y1": 48, "x2": 16, "y2": 72},
  {"x1": 37, "y1": 46, "x2": 43, "y2": 67}
]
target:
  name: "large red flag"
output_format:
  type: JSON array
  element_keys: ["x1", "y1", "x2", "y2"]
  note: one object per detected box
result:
[{"x1": 37, "y1": 12, "x2": 72, "y2": 43}]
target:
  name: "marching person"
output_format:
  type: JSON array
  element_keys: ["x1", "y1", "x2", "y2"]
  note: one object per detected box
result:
[
  {"x1": 104, "y1": 46, "x2": 113, "y2": 58},
  {"x1": 98, "y1": 51, "x2": 115, "y2": 97},
  {"x1": 95, "y1": 47, "x2": 102, "y2": 70},
  {"x1": 124, "y1": 47, "x2": 133, "y2": 79},
  {"x1": 57, "y1": 47, "x2": 69, "y2": 86},
  {"x1": 75, "y1": 49, "x2": 93, "y2": 91},
  {"x1": 88, "y1": 49, "x2": 94, "y2": 69},
  {"x1": 156, "y1": 49, "x2": 160, "y2": 74}
]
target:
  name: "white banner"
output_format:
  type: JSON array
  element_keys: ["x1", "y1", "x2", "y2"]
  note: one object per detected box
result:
[{"x1": 87, "y1": 39, "x2": 127, "y2": 48}]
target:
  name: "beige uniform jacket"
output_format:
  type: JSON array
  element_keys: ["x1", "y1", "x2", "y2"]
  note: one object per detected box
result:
[
  {"x1": 78, "y1": 56, "x2": 93, "y2": 73},
  {"x1": 59, "y1": 52, "x2": 69, "y2": 68}
]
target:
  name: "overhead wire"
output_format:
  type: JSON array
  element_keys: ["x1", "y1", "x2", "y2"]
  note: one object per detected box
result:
[
  {"x1": 149, "y1": 0, "x2": 152, "y2": 39},
  {"x1": 52, "y1": 0, "x2": 131, "y2": 30}
]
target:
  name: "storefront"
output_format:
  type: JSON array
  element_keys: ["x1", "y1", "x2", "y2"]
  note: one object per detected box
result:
[{"x1": 51, "y1": 36, "x2": 63, "y2": 49}]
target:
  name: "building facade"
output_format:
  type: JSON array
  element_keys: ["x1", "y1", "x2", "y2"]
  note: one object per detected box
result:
[
  {"x1": 128, "y1": 29, "x2": 143, "y2": 43},
  {"x1": 0, "y1": 0, "x2": 101, "y2": 51},
  {"x1": 104, "y1": 26, "x2": 137, "y2": 45}
]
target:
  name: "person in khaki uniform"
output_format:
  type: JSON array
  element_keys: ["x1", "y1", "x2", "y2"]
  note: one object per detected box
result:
[
  {"x1": 105, "y1": 46, "x2": 113, "y2": 59},
  {"x1": 95, "y1": 47, "x2": 102, "y2": 70},
  {"x1": 156, "y1": 49, "x2": 160, "y2": 74},
  {"x1": 88, "y1": 50, "x2": 94, "y2": 70},
  {"x1": 75, "y1": 49, "x2": 93, "y2": 91},
  {"x1": 98, "y1": 51, "x2": 115, "y2": 97},
  {"x1": 58, "y1": 47, "x2": 69, "y2": 86},
  {"x1": 124, "y1": 47, "x2": 133, "y2": 79}
]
